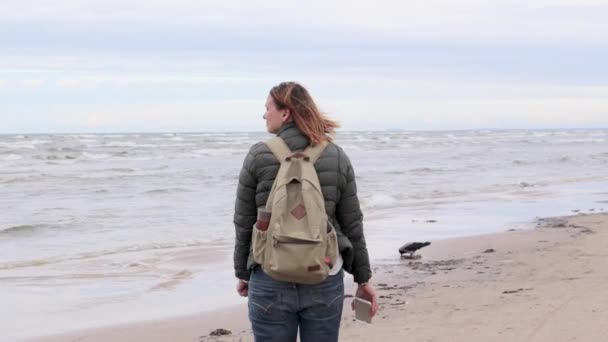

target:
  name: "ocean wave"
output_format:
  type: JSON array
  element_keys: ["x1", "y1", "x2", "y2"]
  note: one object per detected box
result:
[
  {"x1": 516, "y1": 181, "x2": 535, "y2": 188},
  {"x1": 2, "y1": 154, "x2": 23, "y2": 161},
  {"x1": 211, "y1": 139, "x2": 252, "y2": 145},
  {"x1": 164, "y1": 143, "x2": 197, "y2": 147},
  {"x1": 82, "y1": 152, "x2": 112, "y2": 160},
  {"x1": 590, "y1": 152, "x2": 608, "y2": 161},
  {"x1": 361, "y1": 193, "x2": 401, "y2": 209},
  {"x1": 77, "y1": 139, "x2": 98, "y2": 143},
  {"x1": 144, "y1": 188, "x2": 192, "y2": 195},
  {"x1": 339, "y1": 144, "x2": 364, "y2": 151},
  {"x1": 105, "y1": 141, "x2": 138, "y2": 147},
  {"x1": 118, "y1": 156, "x2": 166, "y2": 161},
  {"x1": 0, "y1": 140, "x2": 53, "y2": 149},
  {"x1": 0, "y1": 240, "x2": 208, "y2": 271},
  {"x1": 556, "y1": 138, "x2": 606, "y2": 143},
  {"x1": 71, "y1": 168, "x2": 136, "y2": 179},
  {"x1": 34, "y1": 154, "x2": 78, "y2": 161},
  {"x1": 512, "y1": 160, "x2": 532, "y2": 165},
  {"x1": 0, "y1": 174, "x2": 43, "y2": 184},
  {"x1": 45, "y1": 160, "x2": 78, "y2": 165},
  {"x1": 385, "y1": 170, "x2": 406, "y2": 175},
  {"x1": 409, "y1": 167, "x2": 448, "y2": 174},
  {"x1": 106, "y1": 168, "x2": 135, "y2": 173},
  {"x1": 0, "y1": 224, "x2": 49, "y2": 235},
  {"x1": 47, "y1": 147, "x2": 82, "y2": 153},
  {"x1": 74, "y1": 167, "x2": 168, "y2": 179},
  {"x1": 132, "y1": 143, "x2": 161, "y2": 148},
  {"x1": 191, "y1": 148, "x2": 247, "y2": 156}
]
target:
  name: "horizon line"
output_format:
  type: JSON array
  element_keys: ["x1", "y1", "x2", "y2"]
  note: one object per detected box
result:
[{"x1": 1, "y1": 127, "x2": 607, "y2": 135}]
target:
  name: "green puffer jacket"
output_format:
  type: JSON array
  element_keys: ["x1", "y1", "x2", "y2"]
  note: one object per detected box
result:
[{"x1": 233, "y1": 122, "x2": 372, "y2": 284}]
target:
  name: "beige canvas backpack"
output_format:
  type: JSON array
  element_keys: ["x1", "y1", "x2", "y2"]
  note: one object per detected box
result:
[{"x1": 252, "y1": 137, "x2": 339, "y2": 284}]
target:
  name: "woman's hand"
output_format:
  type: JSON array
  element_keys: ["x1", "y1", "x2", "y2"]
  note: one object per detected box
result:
[
  {"x1": 236, "y1": 279, "x2": 249, "y2": 297},
  {"x1": 353, "y1": 283, "x2": 379, "y2": 317}
]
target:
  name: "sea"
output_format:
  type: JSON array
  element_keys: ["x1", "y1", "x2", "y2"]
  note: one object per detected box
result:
[{"x1": 1, "y1": 129, "x2": 607, "y2": 340}]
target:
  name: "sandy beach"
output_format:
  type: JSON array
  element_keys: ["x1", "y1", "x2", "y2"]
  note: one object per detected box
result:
[{"x1": 29, "y1": 212, "x2": 608, "y2": 342}]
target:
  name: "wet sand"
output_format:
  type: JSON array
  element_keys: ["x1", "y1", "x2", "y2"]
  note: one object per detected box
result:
[{"x1": 30, "y1": 212, "x2": 608, "y2": 342}]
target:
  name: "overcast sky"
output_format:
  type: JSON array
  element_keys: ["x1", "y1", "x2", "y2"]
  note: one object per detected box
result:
[{"x1": 1, "y1": 0, "x2": 607, "y2": 133}]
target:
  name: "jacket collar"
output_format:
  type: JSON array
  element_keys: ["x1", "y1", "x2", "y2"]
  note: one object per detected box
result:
[
  {"x1": 276, "y1": 121, "x2": 311, "y2": 149},
  {"x1": 276, "y1": 121, "x2": 297, "y2": 137}
]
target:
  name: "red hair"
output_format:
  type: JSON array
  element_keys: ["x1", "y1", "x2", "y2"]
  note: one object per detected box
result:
[{"x1": 269, "y1": 82, "x2": 339, "y2": 146}]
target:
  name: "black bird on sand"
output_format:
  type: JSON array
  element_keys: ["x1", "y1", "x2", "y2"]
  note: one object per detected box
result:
[{"x1": 399, "y1": 241, "x2": 431, "y2": 258}]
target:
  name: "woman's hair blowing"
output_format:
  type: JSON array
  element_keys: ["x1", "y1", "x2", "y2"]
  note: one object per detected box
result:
[{"x1": 269, "y1": 82, "x2": 339, "y2": 145}]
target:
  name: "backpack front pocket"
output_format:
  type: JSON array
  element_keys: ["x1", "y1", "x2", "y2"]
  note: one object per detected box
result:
[{"x1": 267, "y1": 234, "x2": 328, "y2": 284}]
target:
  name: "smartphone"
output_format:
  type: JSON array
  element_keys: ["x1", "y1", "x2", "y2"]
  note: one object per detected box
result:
[{"x1": 352, "y1": 297, "x2": 373, "y2": 324}]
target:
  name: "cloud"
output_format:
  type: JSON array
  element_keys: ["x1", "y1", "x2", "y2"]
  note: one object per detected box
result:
[
  {"x1": 322, "y1": 96, "x2": 608, "y2": 130},
  {"x1": 2, "y1": 79, "x2": 606, "y2": 133},
  {"x1": 19, "y1": 79, "x2": 46, "y2": 88},
  {"x1": 0, "y1": 55, "x2": 224, "y2": 73},
  {"x1": 2, "y1": 100, "x2": 263, "y2": 132},
  {"x1": 1, "y1": 1, "x2": 607, "y2": 132},
  {"x1": 52, "y1": 74, "x2": 267, "y2": 88},
  {"x1": 2, "y1": 0, "x2": 608, "y2": 42}
]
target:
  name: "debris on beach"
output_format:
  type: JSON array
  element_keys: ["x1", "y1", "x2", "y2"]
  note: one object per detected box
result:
[
  {"x1": 209, "y1": 328, "x2": 232, "y2": 336},
  {"x1": 482, "y1": 249, "x2": 495, "y2": 253},
  {"x1": 502, "y1": 288, "x2": 533, "y2": 294},
  {"x1": 537, "y1": 217, "x2": 568, "y2": 228},
  {"x1": 407, "y1": 259, "x2": 464, "y2": 274},
  {"x1": 503, "y1": 288, "x2": 523, "y2": 294}
]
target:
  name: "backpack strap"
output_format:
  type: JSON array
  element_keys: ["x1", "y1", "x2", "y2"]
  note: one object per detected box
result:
[
  {"x1": 264, "y1": 137, "x2": 292, "y2": 209},
  {"x1": 303, "y1": 140, "x2": 329, "y2": 164},
  {"x1": 265, "y1": 137, "x2": 292, "y2": 163}
]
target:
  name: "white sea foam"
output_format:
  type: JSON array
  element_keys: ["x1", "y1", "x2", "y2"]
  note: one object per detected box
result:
[
  {"x1": 0, "y1": 240, "x2": 208, "y2": 271},
  {"x1": 191, "y1": 148, "x2": 246, "y2": 156},
  {"x1": 82, "y1": 152, "x2": 112, "y2": 160},
  {"x1": 105, "y1": 141, "x2": 138, "y2": 147},
  {"x1": 361, "y1": 193, "x2": 401, "y2": 209},
  {"x1": 0, "y1": 140, "x2": 52, "y2": 149},
  {"x1": 2, "y1": 154, "x2": 23, "y2": 161},
  {"x1": 77, "y1": 139, "x2": 98, "y2": 143}
]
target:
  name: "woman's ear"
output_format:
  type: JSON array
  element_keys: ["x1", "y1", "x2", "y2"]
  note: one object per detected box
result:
[{"x1": 282, "y1": 110, "x2": 291, "y2": 122}]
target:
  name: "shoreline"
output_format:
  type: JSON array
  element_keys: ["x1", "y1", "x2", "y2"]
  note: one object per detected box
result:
[{"x1": 27, "y1": 212, "x2": 608, "y2": 342}]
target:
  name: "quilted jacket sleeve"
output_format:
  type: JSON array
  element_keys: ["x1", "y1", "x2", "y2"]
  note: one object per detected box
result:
[
  {"x1": 335, "y1": 147, "x2": 372, "y2": 284},
  {"x1": 233, "y1": 143, "x2": 261, "y2": 280}
]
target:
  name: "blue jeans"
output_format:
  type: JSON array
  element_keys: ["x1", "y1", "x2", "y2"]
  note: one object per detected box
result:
[{"x1": 248, "y1": 267, "x2": 344, "y2": 342}]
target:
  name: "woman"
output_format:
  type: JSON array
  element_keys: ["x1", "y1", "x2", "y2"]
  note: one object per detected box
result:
[{"x1": 234, "y1": 82, "x2": 378, "y2": 342}]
